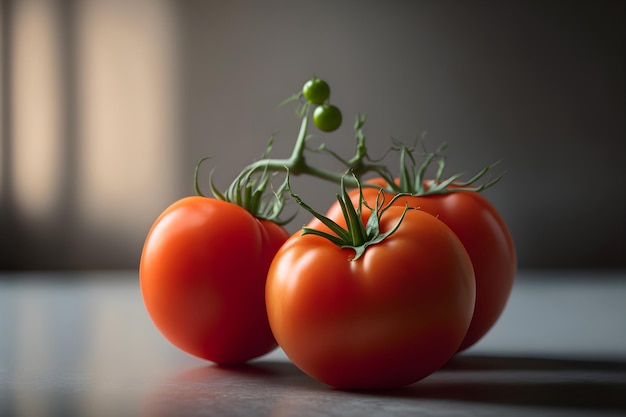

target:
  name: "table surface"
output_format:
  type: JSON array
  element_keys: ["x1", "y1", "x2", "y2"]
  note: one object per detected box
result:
[{"x1": 1, "y1": 270, "x2": 625, "y2": 417}]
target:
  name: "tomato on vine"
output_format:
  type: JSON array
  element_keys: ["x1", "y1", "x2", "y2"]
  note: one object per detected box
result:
[
  {"x1": 140, "y1": 75, "x2": 513, "y2": 373},
  {"x1": 313, "y1": 104, "x2": 342, "y2": 132},
  {"x1": 140, "y1": 197, "x2": 288, "y2": 364},
  {"x1": 302, "y1": 77, "x2": 330, "y2": 105},
  {"x1": 139, "y1": 158, "x2": 294, "y2": 364},
  {"x1": 266, "y1": 177, "x2": 475, "y2": 389}
]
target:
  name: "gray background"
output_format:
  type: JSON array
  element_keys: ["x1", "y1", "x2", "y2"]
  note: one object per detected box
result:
[{"x1": 1, "y1": 0, "x2": 624, "y2": 270}]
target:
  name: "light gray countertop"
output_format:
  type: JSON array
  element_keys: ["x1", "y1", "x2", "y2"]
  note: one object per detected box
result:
[{"x1": 1, "y1": 270, "x2": 625, "y2": 417}]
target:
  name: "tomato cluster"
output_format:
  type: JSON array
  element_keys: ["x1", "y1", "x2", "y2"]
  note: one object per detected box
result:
[{"x1": 139, "y1": 77, "x2": 516, "y2": 389}]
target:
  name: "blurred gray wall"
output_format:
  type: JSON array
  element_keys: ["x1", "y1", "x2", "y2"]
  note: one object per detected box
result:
[{"x1": 1, "y1": 0, "x2": 624, "y2": 270}]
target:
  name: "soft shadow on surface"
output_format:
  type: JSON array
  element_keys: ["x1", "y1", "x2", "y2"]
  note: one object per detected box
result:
[
  {"x1": 443, "y1": 354, "x2": 626, "y2": 372},
  {"x1": 172, "y1": 360, "x2": 323, "y2": 389},
  {"x1": 143, "y1": 355, "x2": 626, "y2": 416},
  {"x1": 362, "y1": 355, "x2": 626, "y2": 411}
]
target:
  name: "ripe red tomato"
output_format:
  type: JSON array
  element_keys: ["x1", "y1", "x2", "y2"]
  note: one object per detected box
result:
[
  {"x1": 266, "y1": 206, "x2": 475, "y2": 389},
  {"x1": 140, "y1": 196, "x2": 289, "y2": 364},
  {"x1": 309, "y1": 179, "x2": 516, "y2": 351}
]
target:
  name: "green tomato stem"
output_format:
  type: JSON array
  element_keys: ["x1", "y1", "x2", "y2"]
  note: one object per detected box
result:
[
  {"x1": 225, "y1": 108, "x2": 367, "y2": 199},
  {"x1": 204, "y1": 79, "x2": 503, "y2": 224}
]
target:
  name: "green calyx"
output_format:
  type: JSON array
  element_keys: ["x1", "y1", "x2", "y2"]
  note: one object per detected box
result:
[
  {"x1": 378, "y1": 140, "x2": 504, "y2": 196},
  {"x1": 290, "y1": 174, "x2": 411, "y2": 261},
  {"x1": 194, "y1": 156, "x2": 291, "y2": 224}
]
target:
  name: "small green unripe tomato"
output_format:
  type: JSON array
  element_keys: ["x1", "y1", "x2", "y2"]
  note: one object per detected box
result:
[
  {"x1": 313, "y1": 104, "x2": 342, "y2": 132},
  {"x1": 302, "y1": 77, "x2": 331, "y2": 105}
]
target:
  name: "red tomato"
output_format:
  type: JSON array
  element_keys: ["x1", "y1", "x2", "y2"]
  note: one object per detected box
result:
[
  {"x1": 266, "y1": 206, "x2": 475, "y2": 389},
  {"x1": 309, "y1": 179, "x2": 516, "y2": 351},
  {"x1": 140, "y1": 196, "x2": 289, "y2": 364}
]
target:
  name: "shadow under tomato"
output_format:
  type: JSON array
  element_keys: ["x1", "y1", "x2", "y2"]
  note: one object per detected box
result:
[
  {"x1": 142, "y1": 354, "x2": 626, "y2": 416},
  {"x1": 441, "y1": 354, "x2": 626, "y2": 372},
  {"x1": 352, "y1": 355, "x2": 626, "y2": 412},
  {"x1": 141, "y1": 360, "x2": 326, "y2": 417},
  {"x1": 185, "y1": 360, "x2": 323, "y2": 387}
]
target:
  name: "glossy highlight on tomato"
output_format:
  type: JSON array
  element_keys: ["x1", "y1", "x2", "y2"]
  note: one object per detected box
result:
[
  {"x1": 309, "y1": 179, "x2": 517, "y2": 351},
  {"x1": 266, "y1": 206, "x2": 476, "y2": 389},
  {"x1": 140, "y1": 196, "x2": 289, "y2": 364}
]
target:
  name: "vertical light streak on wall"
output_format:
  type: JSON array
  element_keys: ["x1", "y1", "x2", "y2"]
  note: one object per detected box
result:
[
  {"x1": 75, "y1": 0, "x2": 180, "y2": 240},
  {"x1": 11, "y1": 0, "x2": 62, "y2": 223}
]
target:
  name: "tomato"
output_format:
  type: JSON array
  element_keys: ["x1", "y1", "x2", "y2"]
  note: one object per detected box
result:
[
  {"x1": 302, "y1": 77, "x2": 330, "y2": 105},
  {"x1": 309, "y1": 179, "x2": 516, "y2": 351},
  {"x1": 140, "y1": 196, "x2": 289, "y2": 364},
  {"x1": 266, "y1": 206, "x2": 475, "y2": 389},
  {"x1": 313, "y1": 104, "x2": 342, "y2": 132}
]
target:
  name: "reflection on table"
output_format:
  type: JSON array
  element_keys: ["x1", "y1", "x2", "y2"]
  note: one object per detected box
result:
[{"x1": 1, "y1": 270, "x2": 625, "y2": 417}]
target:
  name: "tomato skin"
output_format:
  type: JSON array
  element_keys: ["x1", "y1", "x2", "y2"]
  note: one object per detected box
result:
[
  {"x1": 266, "y1": 207, "x2": 475, "y2": 389},
  {"x1": 140, "y1": 196, "x2": 288, "y2": 364},
  {"x1": 309, "y1": 179, "x2": 516, "y2": 351}
]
